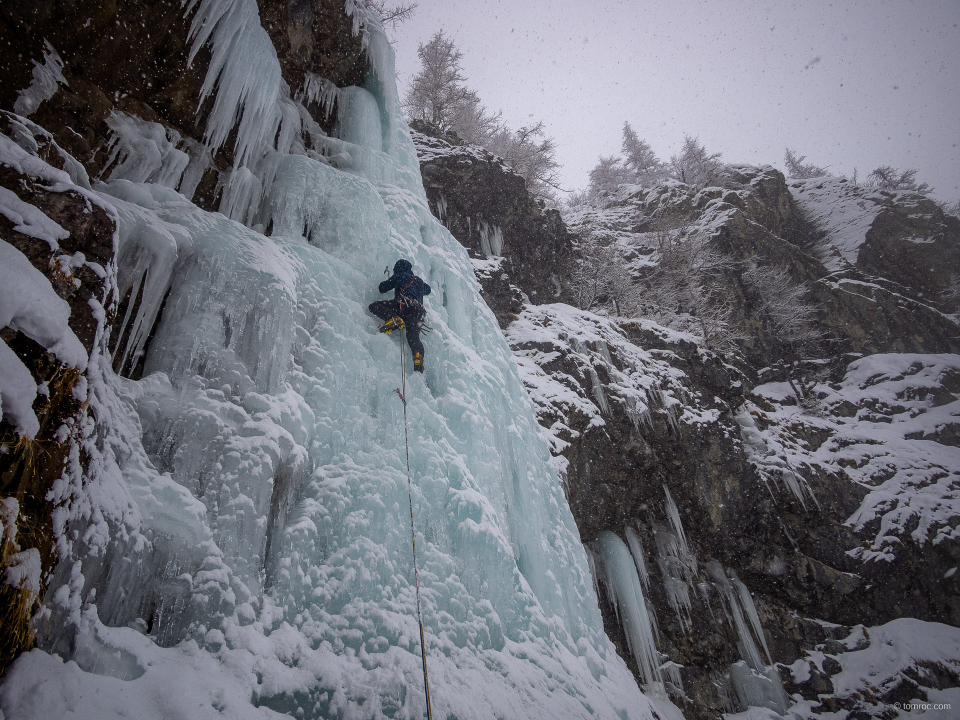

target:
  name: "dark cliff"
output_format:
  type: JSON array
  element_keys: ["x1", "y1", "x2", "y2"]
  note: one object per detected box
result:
[
  {"x1": 410, "y1": 119, "x2": 575, "y2": 327},
  {"x1": 416, "y1": 139, "x2": 960, "y2": 718}
]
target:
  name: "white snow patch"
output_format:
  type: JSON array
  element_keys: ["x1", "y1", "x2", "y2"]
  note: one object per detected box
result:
[
  {"x1": 0, "y1": 186, "x2": 69, "y2": 250},
  {"x1": 0, "y1": 239, "x2": 87, "y2": 436}
]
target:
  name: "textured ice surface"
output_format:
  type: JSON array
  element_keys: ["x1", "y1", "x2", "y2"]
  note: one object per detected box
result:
[{"x1": 0, "y1": 3, "x2": 655, "y2": 718}]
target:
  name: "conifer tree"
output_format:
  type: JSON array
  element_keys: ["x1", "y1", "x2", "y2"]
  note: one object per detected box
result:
[
  {"x1": 783, "y1": 149, "x2": 827, "y2": 179},
  {"x1": 670, "y1": 135, "x2": 725, "y2": 188},
  {"x1": 621, "y1": 122, "x2": 667, "y2": 185}
]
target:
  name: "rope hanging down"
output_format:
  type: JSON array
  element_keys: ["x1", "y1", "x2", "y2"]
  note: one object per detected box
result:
[{"x1": 398, "y1": 327, "x2": 434, "y2": 719}]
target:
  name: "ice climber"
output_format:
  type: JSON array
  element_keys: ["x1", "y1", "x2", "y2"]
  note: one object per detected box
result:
[{"x1": 370, "y1": 259, "x2": 431, "y2": 373}]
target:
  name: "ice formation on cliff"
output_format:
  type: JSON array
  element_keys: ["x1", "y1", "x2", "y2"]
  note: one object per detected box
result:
[{"x1": 0, "y1": 1, "x2": 657, "y2": 718}]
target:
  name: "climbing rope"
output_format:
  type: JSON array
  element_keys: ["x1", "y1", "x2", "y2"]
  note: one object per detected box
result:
[{"x1": 397, "y1": 327, "x2": 434, "y2": 720}]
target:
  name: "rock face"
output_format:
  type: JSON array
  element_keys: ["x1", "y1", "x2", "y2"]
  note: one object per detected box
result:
[
  {"x1": 414, "y1": 144, "x2": 960, "y2": 718},
  {"x1": 410, "y1": 120, "x2": 575, "y2": 327},
  {"x1": 0, "y1": 119, "x2": 116, "y2": 672}
]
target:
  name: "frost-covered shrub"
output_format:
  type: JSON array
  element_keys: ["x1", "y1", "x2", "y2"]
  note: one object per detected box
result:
[{"x1": 630, "y1": 225, "x2": 742, "y2": 353}]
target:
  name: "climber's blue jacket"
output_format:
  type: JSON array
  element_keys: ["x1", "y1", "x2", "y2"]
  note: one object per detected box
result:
[{"x1": 379, "y1": 259, "x2": 431, "y2": 305}]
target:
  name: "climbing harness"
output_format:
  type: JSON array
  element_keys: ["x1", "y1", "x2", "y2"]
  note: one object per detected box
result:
[{"x1": 397, "y1": 327, "x2": 434, "y2": 719}]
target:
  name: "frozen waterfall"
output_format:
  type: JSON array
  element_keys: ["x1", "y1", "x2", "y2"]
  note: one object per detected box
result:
[{"x1": 0, "y1": 2, "x2": 657, "y2": 719}]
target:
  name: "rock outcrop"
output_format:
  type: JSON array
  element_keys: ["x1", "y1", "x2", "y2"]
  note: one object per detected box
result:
[
  {"x1": 414, "y1": 144, "x2": 960, "y2": 718},
  {"x1": 410, "y1": 120, "x2": 575, "y2": 327},
  {"x1": 0, "y1": 117, "x2": 116, "y2": 671}
]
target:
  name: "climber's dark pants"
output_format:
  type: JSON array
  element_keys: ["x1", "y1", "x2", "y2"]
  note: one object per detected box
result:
[{"x1": 369, "y1": 299, "x2": 425, "y2": 358}]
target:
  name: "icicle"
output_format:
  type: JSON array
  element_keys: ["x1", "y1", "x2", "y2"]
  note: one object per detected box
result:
[
  {"x1": 660, "y1": 660, "x2": 687, "y2": 702},
  {"x1": 588, "y1": 366, "x2": 610, "y2": 416},
  {"x1": 107, "y1": 203, "x2": 185, "y2": 376},
  {"x1": 652, "y1": 488, "x2": 698, "y2": 630},
  {"x1": 598, "y1": 340, "x2": 614, "y2": 366},
  {"x1": 663, "y1": 486, "x2": 693, "y2": 560},
  {"x1": 275, "y1": 86, "x2": 304, "y2": 157},
  {"x1": 218, "y1": 166, "x2": 263, "y2": 226},
  {"x1": 298, "y1": 73, "x2": 341, "y2": 120},
  {"x1": 177, "y1": 138, "x2": 214, "y2": 201},
  {"x1": 624, "y1": 525, "x2": 649, "y2": 591},
  {"x1": 478, "y1": 221, "x2": 504, "y2": 258},
  {"x1": 183, "y1": 0, "x2": 285, "y2": 168},
  {"x1": 102, "y1": 112, "x2": 190, "y2": 190},
  {"x1": 592, "y1": 531, "x2": 662, "y2": 688},
  {"x1": 734, "y1": 406, "x2": 819, "y2": 508},
  {"x1": 14, "y1": 40, "x2": 67, "y2": 117},
  {"x1": 435, "y1": 194, "x2": 447, "y2": 227},
  {"x1": 648, "y1": 383, "x2": 680, "y2": 433},
  {"x1": 624, "y1": 393, "x2": 652, "y2": 431},
  {"x1": 730, "y1": 570, "x2": 774, "y2": 666},
  {"x1": 706, "y1": 561, "x2": 788, "y2": 714}
]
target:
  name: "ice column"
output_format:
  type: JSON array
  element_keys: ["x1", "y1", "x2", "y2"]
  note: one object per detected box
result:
[
  {"x1": 592, "y1": 531, "x2": 662, "y2": 687},
  {"x1": 707, "y1": 561, "x2": 788, "y2": 714},
  {"x1": 653, "y1": 487, "x2": 698, "y2": 630},
  {"x1": 478, "y1": 220, "x2": 504, "y2": 257}
]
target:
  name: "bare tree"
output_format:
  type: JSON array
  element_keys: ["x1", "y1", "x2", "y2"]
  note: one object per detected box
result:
[
  {"x1": 404, "y1": 31, "x2": 496, "y2": 134},
  {"x1": 867, "y1": 165, "x2": 932, "y2": 194},
  {"x1": 447, "y1": 89, "x2": 503, "y2": 146},
  {"x1": 742, "y1": 259, "x2": 824, "y2": 406},
  {"x1": 670, "y1": 135, "x2": 725, "y2": 188},
  {"x1": 571, "y1": 237, "x2": 633, "y2": 314},
  {"x1": 630, "y1": 224, "x2": 742, "y2": 352},
  {"x1": 486, "y1": 121, "x2": 563, "y2": 202},
  {"x1": 404, "y1": 32, "x2": 559, "y2": 202},
  {"x1": 356, "y1": 0, "x2": 418, "y2": 27},
  {"x1": 783, "y1": 149, "x2": 827, "y2": 179},
  {"x1": 741, "y1": 261, "x2": 820, "y2": 346}
]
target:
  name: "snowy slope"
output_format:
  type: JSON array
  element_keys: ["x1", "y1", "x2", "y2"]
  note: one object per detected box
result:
[
  {"x1": 788, "y1": 176, "x2": 884, "y2": 272},
  {"x1": 745, "y1": 354, "x2": 960, "y2": 562},
  {"x1": 0, "y1": 2, "x2": 657, "y2": 719},
  {"x1": 784, "y1": 618, "x2": 960, "y2": 719}
]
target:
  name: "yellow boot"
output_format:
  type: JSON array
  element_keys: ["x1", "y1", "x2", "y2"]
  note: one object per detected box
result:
[{"x1": 379, "y1": 317, "x2": 405, "y2": 334}]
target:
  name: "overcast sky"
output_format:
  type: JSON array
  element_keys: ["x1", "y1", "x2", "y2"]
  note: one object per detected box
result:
[{"x1": 390, "y1": 0, "x2": 960, "y2": 202}]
